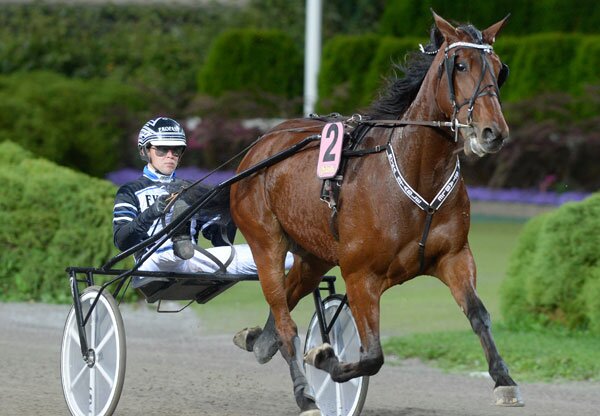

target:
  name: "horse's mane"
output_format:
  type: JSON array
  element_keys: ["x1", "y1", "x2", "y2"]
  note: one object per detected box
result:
[{"x1": 368, "y1": 24, "x2": 482, "y2": 119}]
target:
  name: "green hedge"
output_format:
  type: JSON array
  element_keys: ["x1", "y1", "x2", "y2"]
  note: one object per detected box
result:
[
  {"x1": 501, "y1": 194, "x2": 600, "y2": 333},
  {"x1": 0, "y1": 71, "x2": 150, "y2": 177},
  {"x1": 362, "y1": 36, "x2": 426, "y2": 103},
  {"x1": 197, "y1": 29, "x2": 303, "y2": 101},
  {"x1": 0, "y1": 2, "x2": 236, "y2": 105},
  {"x1": 380, "y1": 0, "x2": 600, "y2": 37},
  {"x1": 317, "y1": 33, "x2": 600, "y2": 114},
  {"x1": 0, "y1": 141, "x2": 124, "y2": 303},
  {"x1": 317, "y1": 34, "x2": 382, "y2": 114}
]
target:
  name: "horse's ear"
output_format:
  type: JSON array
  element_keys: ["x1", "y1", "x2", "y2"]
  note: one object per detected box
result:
[
  {"x1": 482, "y1": 14, "x2": 510, "y2": 45},
  {"x1": 431, "y1": 9, "x2": 458, "y2": 43}
]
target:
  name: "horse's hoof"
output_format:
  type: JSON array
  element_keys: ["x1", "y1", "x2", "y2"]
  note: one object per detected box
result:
[
  {"x1": 493, "y1": 385, "x2": 525, "y2": 407},
  {"x1": 253, "y1": 330, "x2": 280, "y2": 364},
  {"x1": 304, "y1": 343, "x2": 333, "y2": 368},
  {"x1": 299, "y1": 410, "x2": 321, "y2": 416},
  {"x1": 233, "y1": 326, "x2": 262, "y2": 352}
]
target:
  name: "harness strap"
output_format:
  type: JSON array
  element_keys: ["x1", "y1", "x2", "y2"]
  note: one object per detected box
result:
[
  {"x1": 418, "y1": 210, "x2": 435, "y2": 274},
  {"x1": 192, "y1": 243, "x2": 234, "y2": 273},
  {"x1": 343, "y1": 144, "x2": 388, "y2": 157},
  {"x1": 358, "y1": 119, "x2": 463, "y2": 129},
  {"x1": 386, "y1": 144, "x2": 461, "y2": 274}
]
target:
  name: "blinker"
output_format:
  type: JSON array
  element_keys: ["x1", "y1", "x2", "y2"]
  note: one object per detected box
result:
[{"x1": 498, "y1": 63, "x2": 509, "y2": 88}]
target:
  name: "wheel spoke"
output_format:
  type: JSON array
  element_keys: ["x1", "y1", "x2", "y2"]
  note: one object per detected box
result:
[
  {"x1": 70, "y1": 363, "x2": 88, "y2": 389},
  {"x1": 334, "y1": 325, "x2": 357, "y2": 358},
  {"x1": 90, "y1": 305, "x2": 97, "y2": 349},
  {"x1": 315, "y1": 372, "x2": 332, "y2": 398},
  {"x1": 336, "y1": 378, "x2": 344, "y2": 415},
  {"x1": 89, "y1": 367, "x2": 96, "y2": 415},
  {"x1": 69, "y1": 324, "x2": 81, "y2": 348},
  {"x1": 96, "y1": 362, "x2": 114, "y2": 387},
  {"x1": 95, "y1": 326, "x2": 115, "y2": 354}
]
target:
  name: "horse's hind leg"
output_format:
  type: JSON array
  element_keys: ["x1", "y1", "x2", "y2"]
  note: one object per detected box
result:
[
  {"x1": 279, "y1": 255, "x2": 333, "y2": 413},
  {"x1": 234, "y1": 255, "x2": 332, "y2": 365},
  {"x1": 237, "y1": 254, "x2": 332, "y2": 414},
  {"x1": 233, "y1": 233, "x2": 321, "y2": 414},
  {"x1": 435, "y1": 247, "x2": 524, "y2": 406}
]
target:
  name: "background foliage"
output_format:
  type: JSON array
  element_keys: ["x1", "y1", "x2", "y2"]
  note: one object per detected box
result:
[
  {"x1": 317, "y1": 33, "x2": 600, "y2": 114},
  {"x1": 461, "y1": 86, "x2": 600, "y2": 191},
  {"x1": 501, "y1": 193, "x2": 600, "y2": 333},
  {"x1": 379, "y1": 0, "x2": 600, "y2": 37},
  {"x1": 0, "y1": 141, "x2": 122, "y2": 303},
  {"x1": 197, "y1": 29, "x2": 303, "y2": 101},
  {"x1": 0, "y1": 71, "x2": 152, "y2": 177},
  {"x1": 0, "y1": 2, "x2": 233, "y2": 107},
  {"x1": 0, "y1": 1, "x2": 598, "y2": 192}
]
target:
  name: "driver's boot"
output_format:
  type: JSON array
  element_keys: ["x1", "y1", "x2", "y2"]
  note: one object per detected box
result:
[{"x1": 172, "y1": 199, "x2": 194, "y2": 260}]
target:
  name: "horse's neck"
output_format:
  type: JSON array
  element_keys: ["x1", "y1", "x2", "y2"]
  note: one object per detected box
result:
[{"x1": 392, "y1": 83, "x2": 458, "y2": 200}]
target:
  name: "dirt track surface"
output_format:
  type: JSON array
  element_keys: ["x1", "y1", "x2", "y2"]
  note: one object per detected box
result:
[{"x1": 2, "y1": 301, "x2": 599, "y2": 416}]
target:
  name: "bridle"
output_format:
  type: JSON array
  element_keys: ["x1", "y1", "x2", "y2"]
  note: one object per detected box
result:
[
  {"x1": 357, "y1": 41, "x2": 509, "y2": 143},
  {"x1": 441, "y1": 41, "x2": 507, "y2": 131}
]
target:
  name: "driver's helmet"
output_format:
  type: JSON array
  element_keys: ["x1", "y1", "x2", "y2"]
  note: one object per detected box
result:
[{"x1": 138, "y1": 117, "x2": 187, "y2": 160}]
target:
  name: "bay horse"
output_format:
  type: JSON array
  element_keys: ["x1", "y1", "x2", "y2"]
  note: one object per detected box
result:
[{"x1": 230, "y1": 11, "x2": 522, "y2": 415}]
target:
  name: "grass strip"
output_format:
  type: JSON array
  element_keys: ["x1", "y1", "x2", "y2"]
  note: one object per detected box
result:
[{"x1": 383, "y1": 324, "x2": 600, "y2": 382}]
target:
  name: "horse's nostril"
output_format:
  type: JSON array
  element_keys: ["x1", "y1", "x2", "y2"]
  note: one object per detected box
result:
[{"x1": 482, "y1": 127, "x2": 497, "y2": 143}]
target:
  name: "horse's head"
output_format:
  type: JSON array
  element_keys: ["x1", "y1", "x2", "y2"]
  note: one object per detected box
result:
[{"x1": 432, "y1": 11, "x2": 510, "y2": 157}]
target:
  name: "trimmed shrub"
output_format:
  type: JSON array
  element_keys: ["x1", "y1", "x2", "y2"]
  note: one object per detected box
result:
[
  {"x1": 317, "y1": 34, "x2": 382, "y2": 114},
  {"x1": 362, "y1": 36, "x2": 426, "y2": 104},
  {"x1": 197, "y1": 29, "x2": 303, "y2": 103},
  {"x1": 317, "y1": 33, "x2": 600, "y2": 113},
  {"x1": 0, "y1": 141, "x2": 126, "y2": 303},
  {"x1": 570, "y1": 36, "x2": 600, "y2": 97},
  {"x1": 0, "y1": 71, "x2": 150, "y2": 177},
  {"x1": 501, "y1": 194, "x2": 600, "y2": 333},
  {"x1": 500, "y1": 213, "x2": 553, "y2": 325},
  {"x1": 0, "y1": 2, "x2": 235, "y2": 105},
  {"x1": 502, "y1": 34, "x2": 583, "y2": 101},
  {"x1": 379, "y1": 0, "x2": 600, "y2": 37}
]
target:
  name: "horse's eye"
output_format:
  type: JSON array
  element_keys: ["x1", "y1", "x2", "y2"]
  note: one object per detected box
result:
[{"x1": 455, "y1": 62, "x2": 468, "y2": 72}]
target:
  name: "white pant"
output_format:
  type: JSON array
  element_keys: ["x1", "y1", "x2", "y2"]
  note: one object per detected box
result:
[{"x1": 137, "y1": 243, "x2": 294, "y2": 280}]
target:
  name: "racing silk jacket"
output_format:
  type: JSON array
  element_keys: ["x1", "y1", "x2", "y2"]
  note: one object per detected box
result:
[{"x1": 112, "y1": 165, "x2": 235, "y2": 259}]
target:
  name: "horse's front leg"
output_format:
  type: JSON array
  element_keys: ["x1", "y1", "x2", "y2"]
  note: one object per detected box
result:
[
  {"x1": 435, "y1": 246, "x2": 524, "y2": 406},
  {"x1": 305, "y1": 272, "x2": 385, "y2": 382}
]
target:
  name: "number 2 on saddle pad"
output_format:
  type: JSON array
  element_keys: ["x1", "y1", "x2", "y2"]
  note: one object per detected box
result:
[{"x1": 317, "y1": 122, "x2": 344, "y2": 179}]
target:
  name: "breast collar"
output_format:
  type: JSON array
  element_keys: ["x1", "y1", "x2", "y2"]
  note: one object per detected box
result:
[
  {"x1": 385, "y1": 127, "x2": 462, "y2": 275},
  {"x1": 385, "y1": 132, "x2": 461, "y2": 214}
]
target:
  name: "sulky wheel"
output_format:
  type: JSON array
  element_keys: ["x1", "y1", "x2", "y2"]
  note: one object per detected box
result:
[
  {"x1": 304, "y1": 294, "x2": 369, "y2": 416},
  {"x1": 61, "y1": 286, "x2": 126, "y2": 416}
]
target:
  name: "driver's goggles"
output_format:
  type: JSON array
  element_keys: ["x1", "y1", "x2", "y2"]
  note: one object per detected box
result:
[{"x1": 150, "y1": 145, "x2": 185, "y2": 157}]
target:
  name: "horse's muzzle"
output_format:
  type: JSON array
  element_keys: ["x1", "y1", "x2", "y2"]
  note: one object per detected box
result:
[
  {"x1": 481, "y1": 126, "x2": 506, "y2": 153},
  {"x1": 465, "y1": 123, "x2": 508, "y2": 156}
]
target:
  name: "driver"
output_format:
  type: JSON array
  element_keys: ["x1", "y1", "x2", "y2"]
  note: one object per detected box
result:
[{"x1": 112, "y1": 117, "x2": 292, "y2": 285}]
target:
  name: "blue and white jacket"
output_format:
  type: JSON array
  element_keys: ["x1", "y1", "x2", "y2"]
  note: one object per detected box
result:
[{"x1": 112, "y1": 165, "x2": 234, "y2": 259}]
